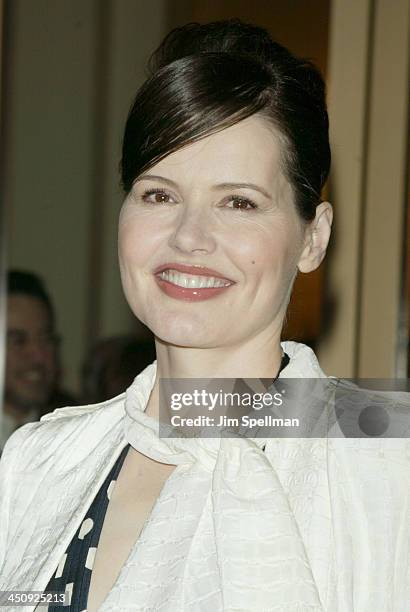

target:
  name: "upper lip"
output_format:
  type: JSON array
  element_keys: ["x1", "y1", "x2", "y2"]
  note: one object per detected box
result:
[{"x1": 154, "y1": 263, "x2": 235, "y2": 283}]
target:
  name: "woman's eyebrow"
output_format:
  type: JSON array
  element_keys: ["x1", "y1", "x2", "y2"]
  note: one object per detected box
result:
[
  {"x1": 213, "y1": 182, "x2": 272, "y2": 199},
  {"x1": 135, "y1": 175, "x2": 272, "y2": 200},
  {"x1": 134, "y1": 174, "x2": 177, "y2": 187}
]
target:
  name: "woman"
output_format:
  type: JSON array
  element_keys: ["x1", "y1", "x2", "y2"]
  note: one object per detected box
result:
[{"x1": 0, "y1": 19, "x2": 408, "y2": 612}]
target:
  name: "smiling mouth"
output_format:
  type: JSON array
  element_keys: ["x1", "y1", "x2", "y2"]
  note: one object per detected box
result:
[{"x1": 157, "y1": 269, "x2": 233, "y2": 289}]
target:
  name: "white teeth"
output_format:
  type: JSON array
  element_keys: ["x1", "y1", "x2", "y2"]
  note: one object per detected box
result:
[{"x1": 159, "y1": 269, "x2": 231, "y2": 289}]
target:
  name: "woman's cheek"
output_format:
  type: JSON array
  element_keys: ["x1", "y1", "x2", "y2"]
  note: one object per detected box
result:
[
  {"x1": 238, "y1": 226, "x2": 288, "y2": 269},
  {"x1": 119, "y1": 214, "x2": 162, "y2": 266}
]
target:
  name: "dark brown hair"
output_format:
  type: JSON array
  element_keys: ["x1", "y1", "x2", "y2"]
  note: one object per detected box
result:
[
  {"x1": 121, "y1": 19, "x2": 330, "y2": 222},
  {"x1": 8, "y1": 269, "x2": 55, "y2": 328}
]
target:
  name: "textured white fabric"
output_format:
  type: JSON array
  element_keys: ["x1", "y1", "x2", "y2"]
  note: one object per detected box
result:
[{"x1": 0, "y1": 341, "x2": 409, "y2": 612}]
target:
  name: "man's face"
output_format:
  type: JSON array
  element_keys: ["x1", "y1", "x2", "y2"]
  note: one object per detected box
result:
[{"x1": 5, "y1": 294, "x2": 58, "y2": 412}]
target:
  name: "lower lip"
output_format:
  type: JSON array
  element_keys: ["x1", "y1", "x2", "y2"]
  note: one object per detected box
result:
[{"x1": 154, "y1": 275, "x2": 234, "y2": 301}]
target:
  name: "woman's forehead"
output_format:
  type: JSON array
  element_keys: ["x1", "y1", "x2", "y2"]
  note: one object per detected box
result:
[{"x1": 146, "y1": 115, "x2": 285, "y2": 187}]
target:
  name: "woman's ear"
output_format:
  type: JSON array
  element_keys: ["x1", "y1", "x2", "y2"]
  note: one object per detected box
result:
[{"x1": 297, "y1": 202, "x2": 333, "y2": 273}]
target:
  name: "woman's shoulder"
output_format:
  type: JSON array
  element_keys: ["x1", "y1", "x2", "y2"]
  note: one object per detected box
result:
[
  {"x1": 40, "y1": 389, "x2": 127, "y2": 423},
  {"x1": 0, "y1": 392, "x2": 131, "y2": 575},
  {"x1": 0, "y1": 391, "x2": 128, "y2": 471}
]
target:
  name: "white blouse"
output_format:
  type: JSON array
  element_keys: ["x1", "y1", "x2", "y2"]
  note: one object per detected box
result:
[{"x1": 0, "y1": 341, "x2": 409, "y2": 611}]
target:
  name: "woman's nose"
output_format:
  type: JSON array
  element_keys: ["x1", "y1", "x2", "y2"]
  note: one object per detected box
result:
[{"x1": 168, "y1": 206, "x2": 217, "y2": 254}]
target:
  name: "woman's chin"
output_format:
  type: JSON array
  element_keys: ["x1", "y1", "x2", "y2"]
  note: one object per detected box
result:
[{"x1": 154, "y1": 328, "x2": 212, "y2": 348}]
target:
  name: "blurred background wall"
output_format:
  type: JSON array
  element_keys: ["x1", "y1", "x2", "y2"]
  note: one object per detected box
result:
[{"x1": 1, "y1": 0, "x2": 409, "y2": 396}]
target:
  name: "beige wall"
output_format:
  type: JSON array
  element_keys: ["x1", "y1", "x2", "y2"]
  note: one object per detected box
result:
[
  {"x1": 0, "y1": 0, "x2": 6, "y2": 431},
  {"x1": 357, "y1": 0, "x2": 410, "y2": 377},
  {"x1": 4, "y1": 0, "x2": 167, "y2": 393},
  {"x1": 5, "y1": 0, "x2": 98, "y2": 393},
  {"x1": 318, "y1": 0, "x2": 410, "y2": 377}
]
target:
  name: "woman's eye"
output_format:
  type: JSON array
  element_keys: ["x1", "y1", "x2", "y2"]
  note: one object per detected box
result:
[
  {"x1": 141, "y1": 189, "x2": 174, "y2": 204},
  {"x1": 226, "y1": 196, "x2": 257, "y2": 211}
]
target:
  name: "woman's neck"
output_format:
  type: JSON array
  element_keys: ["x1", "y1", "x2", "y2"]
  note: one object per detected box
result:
[{"x1": 145, "y1": 330, "x2": 284, "y2": 419}]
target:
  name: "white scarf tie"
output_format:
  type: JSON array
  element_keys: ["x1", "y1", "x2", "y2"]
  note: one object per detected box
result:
[{"x1": 119, "y1": 341, "x2": 329, "y2": 612}]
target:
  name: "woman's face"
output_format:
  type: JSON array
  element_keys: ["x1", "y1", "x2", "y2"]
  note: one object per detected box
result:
[{"x1": 118, "y1": 115, "x2": 310, "y2": 349}]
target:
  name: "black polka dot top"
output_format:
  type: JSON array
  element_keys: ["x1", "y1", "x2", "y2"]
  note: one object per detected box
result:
[{"x1": 44, "y1": 443, "x2": 130, "y2": 611}]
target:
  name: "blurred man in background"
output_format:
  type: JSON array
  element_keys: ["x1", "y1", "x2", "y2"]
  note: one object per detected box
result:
[{"x1": 1, "y1": 270, "x2": 75, "y2": 449}]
